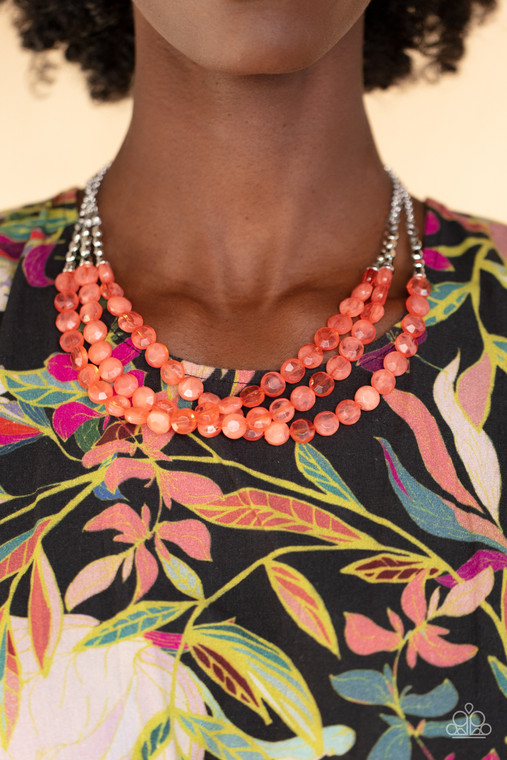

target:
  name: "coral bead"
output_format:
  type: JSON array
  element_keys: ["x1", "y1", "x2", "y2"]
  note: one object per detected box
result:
[
  {"x1": 351, "y1": 319, "x2": 376, "y2": 345},
  {"x1": 218, "y1": 396, "x2": 243, "y2": 415},
  {"x1": 326, "y1": 355, "x2": 352, "y2": 381},
  {"x1": 309, "y1": 371, "x2": 335, "y2": 397},
  {"x1": 383, "y1": 351, "x2": 409, "y2": 376},
  {"x1": 314, "y1": 327, "x2": 339, "y2": 351},
  {"x1": 118, "y1": 311, "x2": 144, "y2": 332},
  {"x1": 146, "y1": 408, "x2": 172, "y2": 434},
  {"x1": 339, "y1": 336, "x2": 364, "y2": 362},
  {"x1": 314, "y1": 411, "x2": 339, "y2": 436},
  {"x1": 240, "y1": 385, "x2": 265, "y2": 408},
  {"x1": 171, "y1": 409, "x2": 197, "y2": 434},
  {"x1": 290, "y1": 385, "x2": 316, "y2": 412},
  {"x1": 280, "y1": 358, "x2": 305, "y2": 384},
  {"x1": 132, "y1": 386, "x2": 156, "y2": 409},
  {"x1": 395, "y1": 332, "x2": 418, "y2": 357},
  {"x1": 336, "y1": 399, "x2": 361, "y2": 425},
  {"x1": 290, "y1": 419, "x2": 315, "y2": 444},
  {"x1": 70, "y1": 345, "x2": 88, "y2": 371},
  {"x1": 264, "y1": 421, "x2": 290, "y2": 446},
  {"x1": 99, "y1": 356, "x2": 123, "y2": 382},
  {"x1": 298, "y1": 344, "x2": 324, "y2": 369},
  {"x1": 83, "y1": 320, "x2": 108, "y2": 344},
  {"x1": 161, "y1": 360, "x2": 185, "y2": 386},
  {"x1": 401, "y1": 314, "x2": 426, "y2": 338},
  {"x1": 178, "y1": 376, "x2": 204, "y2": 401},
  {"x1": 339, "y1": 297, "x2": 364, "y2": 318},
  {"x1": 124, "y1": 406, "x2": 149, "y2": 426},
  {"x1": 327, "y1": 314, "x2": 353, "y2": 334},
  {"x1": 97, "y1": 262, "x2": 114, "y2": 283},
  {"x1": 78, "y1": 364, "x2": 100, "y2": 388},
  {"x1": 101, "y1": 282, "x2": 124, "y2": 299},
  {"x1": 75, "y1": 264, "x2": 98, "y2": 286},
  {"x1": 59, "y1": 330, "x2": 84, "y2": 352},
  {"x1": 198, "y1": 421, "x2": 222, "y2": 438},
  {"x1": 55, "y1": 291, "x2": 78, "y2": 312},
  {"x1": 371, "y1": 286, "x2": 388, "y2": 305},
  {"x1": 55, "y1": 271, "x2": 77, "y2": 292},
  {"x1": 145, "y1": 342, "x2": 169, "y2": 368},
  {"x1": 362, "y1": 303, "x2": 384, "y2": 323},
  {"x1": 407, "y1": 276, "x2": 431, "y2": 297},
  {"x1": 80, "y1": 301, "x2": 103, "y2": 324},
  {"x1": 88, "y1": 340, "x2": 112, "y2": 364},
  {"x1": 105, "y1": 395, "x2": 130, "y2": 417},
  {"x1": 114, "y1": 372, "x2": 139, "y2": 397},
  {"x1": 362, "y1": 267, "x2": 377, "y2": 284},
  {"x1": 269, "y1": 398, "x2": 295, "y2": 423},
  {"x1": 355, "y1": 385, "x2": 380, "y2": 411},
  {"x1": 79, "y1": 283, "x2": 101, "y2": 304},
  {"x1": 107, "y1": 296, "x2": 133, "y2": 316},
  {"x1": 246, "y1": 407, "x2": 272, "y2": 432},
  {"x1": 376, "y1": 267, "x2": 394, "y2": 287},
  {"x1": 406, "y1": 294, "x2": 430, "y2": 317},
  {"x1": 222, "y1": 413, "x2": 247, "y2": 439},
  {"x1": 260, "y1": 372, "x2": 286, "y2": 397},
  {"x1": 351, "y1": 282, "x2": 373, "y2": 301},
  {"x1": 199, "y1": 392, "x2": 221, "y2": 405},
  {"x1": 243, "y1": 428, "x2": 264, "y2": 441},
  {"x1": 371, "y1": 369, "x2": 396, "y2": 395},
  {"x1": 132, "y1": 325, "x2": 157, "y2": 349},
  {"x1": 56, "y1": 310, "x2": 80, "y2": 333},
  {"x1": 88, "y1": 380, "x2": 113, "y2": 404},
  {"x1": 154, "y1": 398, "x2": 177, "y2": 416},
  {"x1": 195, "y1": 401, "x2": 220, "y2": 426}
]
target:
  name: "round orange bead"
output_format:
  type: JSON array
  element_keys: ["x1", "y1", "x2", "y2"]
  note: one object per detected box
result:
[
  {"x1": 362, "y1": 267, "x2": 377, "y2": 284},
  {"x1": 376, "y1": 267, "x2": 394, "y2": 287},
  {"x1": 70, "y1": 344, "x2": 88, "y2": 371},
  {"x1": 339, "y1": 336, "x2": 364, "y2": 362},
  {"x1": 290, "y1": 385, "x2": 316, "y2": 412},
  {"x1": 371, "y1": 285, "x2": 388, "y2": 305},
  {"x1": 160, "y1": 360, "x2": 185, "y2": 386},
  {"x1": 146, "y1": 408, "x2": 172, "y2": 435},
  {"x1": 371, "y1": 369, "x2": 396, "y2": 395},
  {"x1": 132, "y1": 325, "x2": 157, "y2": 350},
  {"x1": 118, "y1": 311, "x2": 144, "y2": 333},
  {"x1": 314, "y1": 327, "x2": 339, "y2": 351},
  {"x1": 218, "y1": 396, "x2": 243, "y2": 415},
  {"x1": 384, "y1": 351, "x2": 408, "y2": 376},
  {"x1": 309, "y1": 371, "x2": 335, "y2": 397},
  {"x1": 407, "y1": 276, "x2": 431, "y2": 297},
  {"x1": 406, "y1": 293, "x2": 430, "y2": 317},
  {"x1": 264, "y1": 421, "x2": 290, "y2": 446},
  {"x1": 105, "y1": 395, "x2": 130, "y2": 417},
  {"x1": 59, "y1": 330, "x2": 84, "y2": 352},
  {"x1": 351, "y1": 282, "x2": 373, "y2": 301},
  {"x1": 198, "y1": 421, "x2": 222, "y2": 438},
  {"x1": 171, "y1": 409, "x2": 197, "y2": 435},
  {"x1": 401, "y1": 314, "x2": 425, "y2": 338},
  {"x1": 240, "y1": 385, "x2": 265, "y2": 408},
  {"x1": 145, "y1": 342, "x2": 169, "y2": 368},
  {"x1": 362, "y1": 303, "x2": 385, "y2": 323},
  {"x1": 199, "y1": 392, "x2": 221, "y2": 405},
  {"x1": 88, "y1": 380, "x2": 113, "y2": 404},
  {"x1": 55, "y1": 291, "x2": 79, "y2": 312},
  {"x1": 246, "y1": 407, "x2": 272, "y2": 432},
  {"x1": 114, "y1": 372, "x2": 139, "y2": 398},
  {"x1": 88, "y1": 340, "x2": 112, "y2": 365},
  {"x1": 55, "y1": 271, "x2": 77, "y2": 292},
  {"x1": 178, "y1": 376, "x2": 204, "y2": 401},
  {"x1": 132, "y1": 386, "x2": 156, "y2": 409},
  {"x1": 56, "y1": 309, "x2": 80, "y2": 333},
  {"x1": 395, "y1": 332, "x2": 418, "y2": 357},
  {"x1": 107, "y1": 296, "x2": 133, "y2": 316},
  {"x1": 97, "y1": 262, "x2": 114, "y2": 283},
  {"x1": 326, "y1": 355, "x2": 352, "y2": 381},
  {"x1": 327, "y1": 313, "x2": 353, "y2": 334},
  {"x1": 80, "y1": 301, "x2": 103, "y2": 324},
  {"x1": 260, "y1": 372, "x2": 286, "y2": 397},
  {"x1": 222, "y1": 413, "x2": 247, "y2": 439},
  {"x1": 243, "y1": 428, "x2": 264, "y2": 441},
  {"x1": 124, "y1": 406, "x2": 149, "y2": 426},
  {"x1": 99, "y1": 356, "x2": 124, "y2": 382},
  {"x1": 314, "y1": 411, "x2": 339, "y2": 436},
  {"x1": 269, "y1": 398, "x2": 295, "y2": 423},
  {"x1": 339, "y1": 297, "x2": 364, "y2": 318},
  {"x1": 355, "y1": 385, "x2": 380, "y2": 411},
  {"x1": 336, "y1": 399, "x2": 361, "y2": 425},
  {"x1": 351, "y1": 319, "x2": 376, "y2": 345},
  {"x1": 280, "y1": 358, "x2": 305, "y2": 384},
  {"x1": 298, "y1": 344, "x2": 324, "y2": 369},
  {"x1": 78, "y1": 364, "x2": 100, "y2": 388},
  {"x1": 289, "y1": 419, "x2": 315, "y2": 444},
  {"x1": 79, "y1": 283, "x2": 101, "y2": 304},
  {"x1": 101, "y1": 282, "x2": 124, "y2": 299},
  {"x1": 195, "y1": 401, "x2": 220, "y2": 426},
  {"x1": 83, "y1": 320, "x2": 108, "y2": 344},
  {"x1": 153, "y1": 398, "x2": 177, "y2": 416},
  {"x1": 75, "y1": 264, "x2": 98, "y2": 286}
]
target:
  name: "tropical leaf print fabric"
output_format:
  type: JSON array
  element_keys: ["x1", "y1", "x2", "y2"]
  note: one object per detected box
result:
[{"x1": 0, "y1": 190, "x2": 506, "y2": 760}]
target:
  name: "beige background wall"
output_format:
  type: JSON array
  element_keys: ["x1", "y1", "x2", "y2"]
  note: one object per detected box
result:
[{"x1": 1, "y1": 3, "x2": 506, "y2": 220}]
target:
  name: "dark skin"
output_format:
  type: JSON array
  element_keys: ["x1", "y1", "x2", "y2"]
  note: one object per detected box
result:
[{"x1": 98, "y1": 0, "x2": 426, "y2": 370}]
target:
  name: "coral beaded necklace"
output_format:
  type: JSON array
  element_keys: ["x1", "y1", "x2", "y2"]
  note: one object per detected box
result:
[{"x1": 54, "y1": 165, "x2": 430, "y2": 446}]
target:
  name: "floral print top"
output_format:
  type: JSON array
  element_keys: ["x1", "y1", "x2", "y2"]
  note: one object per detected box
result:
[{"x1": 0, "y1": 189, "x2": 506, "y2": 760}]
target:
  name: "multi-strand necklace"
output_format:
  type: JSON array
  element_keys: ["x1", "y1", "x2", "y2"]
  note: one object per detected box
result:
[{"x1": 54, "y1": 166, "x2": 430, "y2": 446}]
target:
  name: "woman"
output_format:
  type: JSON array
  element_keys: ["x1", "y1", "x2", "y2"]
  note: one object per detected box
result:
[{"x1": 0, "y1": 2, "x2": 505, "y2": 758}]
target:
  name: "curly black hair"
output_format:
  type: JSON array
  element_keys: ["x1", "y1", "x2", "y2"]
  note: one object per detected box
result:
[{"x1": 1, "y1": 0, "x2": 498, "y2": 101}]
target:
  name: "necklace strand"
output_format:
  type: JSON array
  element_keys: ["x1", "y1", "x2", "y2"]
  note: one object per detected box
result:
[{"x1": 54, "y1": 167, "x2": 430, "y2": 445}]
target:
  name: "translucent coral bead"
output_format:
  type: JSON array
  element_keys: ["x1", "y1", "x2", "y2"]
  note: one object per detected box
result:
[
  {"x1": 326, "y1": 355, "x2": 352, "y2": 381},
  {"x1": 118, "y1": 311, "x2": 143, "y2": 333},
  {"x1": 146, "y1": 408, "x2": 172, "y2": 435},
  {"x1": 195, "y1": 401, "x2": 220, "y2": 426},
  {"x1": 132, "y1": 325, "x2": 157, "y2": 350},
  {"x1": 70, "y1": 344, "x2": 88, "y2": 371},
  {"x1": 75, "y1": 264, "x2": 98, "y2": 286},
  {"x1": 351, "y1": 319, "x2": 376, "y2": 345},
  {"x1": 280, "y1": 358, "x2": 305, "y2": 384},
  {"x1": 401, "y1": 314, "x2": 425, "y2": 338},
  {"x1": 105, "y1": 395, "x2": 130, "y2": 417},
  {"x1": 198, "y1": 421, "x2": 222, "y2": 438},
  {"x1": 243, "y1": 428, "x2": 264, "y2": 442},
  {"x1": 407, "y1": 276, "x2": 431, "y2": 297},
  {"x1": 99, "y1": 356, "x2": 123, "y2": 383},
  {"x1": 80, "y1": 301, "x2": 103, "y2": 324},
  {"x1": 56, "y1": 309, "x2": 80, "y2": 333},
  {"x1": 327, "y1": 314, "x2": 352, "y2": 334},
  {"x1": 172, "y1": 409, "x2": 197, "y2": 434},
  {"x1": 124, "y1": 406, "x2": 149, "y2": 426},
  {"x1": 132, "y1": 386, "x2": 156, "y2": 409},
  {"x1": 79, "y1": 283, "x2": 101, "y2": 304},
  {"x1": 55, "y1": 271, "x2": 77, "y2": 292},
  {"x1": 264, "y1": 421, "x2": 290, "y2": 446},
  {"x1": 83, "y1": 320, "x2": 108, "y2": 344},
  {"x1": 246, "y1": 407, "x2": 272, "y2": 432},
  {"x1": 336, "y1": 399, "x2": 361, "y2": 425},
  {"x1": 88, "y1": 340, "x2": 112, "y2": 365},
  {"x1": 395, "y1": 332, "x2": 418, "y2": 357},
  {"x1": 371, "y1": 369, "x2": 396, "y2": 395},
  {"x1": 339, "y1": 297, "x2": 364, "y2": 318},
  {"x1": 314, "y1": 327, "x2": 339, "y2": 351},
  {"x1": 376, "y1": 267, "x2": 394, "y2": 287},
  {"x1": 351, "y1": 282, "x2": 373, "y2": 301},
  {"x1": 60, "y1": 330, "x2": 84, "y2": 352},
  {"x1": 55, "y1": 291, "x2": 79, "y2": 312},
  {"x1": 314, "y1": 411, "x2": 339, "y2": 436},
  {"x1": 78, "y1": 364, "x2": 100, "y2": 389},
  {"x1": 107, "y1": 296, "x2": 133, "y2": 316},
  {"x1": 218, "y1": 396, "x2": 243, "y2": 415},
  {"x1": 222, "y1": 413, "x2": 247, "y2": 440},
  {"x1": 145, "y1": 342, "x2": 169, "y2": 368},
  {"x1": 362, "y1": 303, "x2": 384, "y2": 323},
  {"x1": 88, "y1": 380, "x2": 113, "y2": 404},
  {"x1": 339, "y1": 336, "x2": 364, "y2": 362},
  {"x1": 101, "y1": 282, "x2": 124, "y2": 299},
  {"x1": 362, "y1": 267, "x2": 377, "y2": 284},
  {"x1": 290, "y1": 385, "x2": 316, "y2": 412},
  {"x1": 290, "y1": 419, "x2": 315, "y2": 444},
  {"x1": 161, "y1": 360, "x2": 185, "y2": 386},
  {"x1": 269, "y1": 398, "x2": 295, "y2": 423},
  {"x1": 383, "y1": 350, "x2": 408, "y2": 376},
  {"x1": 114, "y1": 372, "x2": 139, "y2": 398},
  {"x1": 309, "y1": 371, "x2": 335, "y2": 397},
  {"x1": 240, "y1": 385, "x2": 265, "y2": 408},
  {"x1": 260, "y1": 372, "x2": 286, "y2": 397},
  {"x1": 199, "y1": 392, "x2": 221, "y2": 405},
  {"x1": 97, "y1": 262, "x2": 114, "y2": 283},
  {"x1": 298, "y1": 344, "x2": 323, "y2": 369},
  {"x1": 371, "y1": 286, "x2": 388, "y2": 305},
  {"x1": 355, "y1": 385, "x2": 380, "y2": 411},
  {"x1": 406, "y1": 293, "x2": 430, "y2": 317},
  {"x1": 154, "y1": 398, "x2": 177, "y2": 416},
  {"x1": 178, "y1": 376, "x2": 204, "y2": 401}
]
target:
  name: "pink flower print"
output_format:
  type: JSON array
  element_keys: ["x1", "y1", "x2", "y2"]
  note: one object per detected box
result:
[{"x1": 344, "y1": 612, "x2": 403, "y2": 656}]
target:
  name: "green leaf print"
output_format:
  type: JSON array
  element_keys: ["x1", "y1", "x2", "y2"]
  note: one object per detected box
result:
[
  {"x1": 488, "y1": 656, "x2": 507, "y2": 699},
  {"x1": 425, "y1": 282, "x2": 469, "y2": 327},
  {"x1": 330, "y1": 670, "x2": 393, "y2": 707},
  {"x1": 157, "y1": 547, "x2": 204, "y2": 600},
  {"x1": 176, "y1": 713, "x2": 271, "y2": 760},
  {"x1": 131, "y1": 712, "x2": 171, "y2": 760},
  {"x1": 1, "y1": 366, "x2": 92, "y2": 408},
  {"x1": 400, "y1": 679, "x2": 458, "y2": 717},
  {"x1": 257, "y1": 724, "x2": 356, "y2": 759},
  {"x1": 74, "y1": 417, "x2": 102, "y2": 452},
  {"x1": 367, "y1": 720, "x2": 411, "y2": 760},
  {"x1": 295, "y1": 443, "x2": 360, "y2": 507}
]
